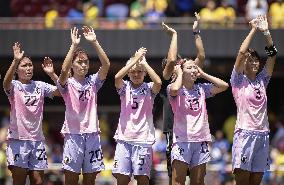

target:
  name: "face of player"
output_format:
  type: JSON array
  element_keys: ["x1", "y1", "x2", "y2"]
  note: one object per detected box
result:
[
  {"x1": 72, "y1": 53, "x2": 89, "y2": 77},
  {"x1": 17, "y1": 57, "x2": 33, "y2": 83},
  {"x1": 170, "y1": 58, "x2": 185, "y2": 83},
  {"x1": 245, "y1": 53, "x2": 260, "y2": 75},
  {"x1": 182, "y1": 60, "x2": 199, "y2": 82},
  {"x1": 128, "y1": 64, "x2": 146, "y2": 87}
]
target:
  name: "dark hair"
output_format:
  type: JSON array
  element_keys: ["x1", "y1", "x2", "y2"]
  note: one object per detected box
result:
[
  {"x1": 161, "y1": 54, "x2": 183, "y2": 70},
  {"x1": 72, "y1": 47, "x2": 89, "y2": 62},
  {"x1": 246, "y1": 48, "x2": 261, "y2": 61},
  {"x1": 17, "y1": 55, "x2": 32, "y2": 68}
]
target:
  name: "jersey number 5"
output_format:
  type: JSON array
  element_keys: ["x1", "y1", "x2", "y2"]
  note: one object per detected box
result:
[{"x1": 132, "y1": 97, "x2": 139, "y2": 109}]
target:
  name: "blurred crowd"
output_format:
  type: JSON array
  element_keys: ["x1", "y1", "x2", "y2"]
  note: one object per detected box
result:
[
  {"x1": 0, "y1": 0, "x2": 283, "y2": 29},
  {"x1": 1, "y1": 108, "x2": 284, "y2": 185}
]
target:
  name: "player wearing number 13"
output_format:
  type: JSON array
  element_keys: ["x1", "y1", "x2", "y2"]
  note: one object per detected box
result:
[
  {"x1": 57, "y1": 26, "x2": 110, "y2": 185},
  {"x1": 3, "y1": 42, "x2": 60, "y2": 185},
  {"x1": 168, "y1": 60, "x2": 229, "y2": 185},
  {"x1": 113, "y1": 47, "x2": 162, "y2": 185}
]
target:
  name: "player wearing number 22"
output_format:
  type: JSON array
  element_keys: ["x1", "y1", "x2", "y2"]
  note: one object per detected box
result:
[
  {"x1": 57, "y1": 26, "x2": 110, "y2": 185},
  {"x1": 3, "y1": 42, "x2": 60, "y2": 185},
  {"x1": 113, "y1": 47, "x2": 162, "y2": 185}
]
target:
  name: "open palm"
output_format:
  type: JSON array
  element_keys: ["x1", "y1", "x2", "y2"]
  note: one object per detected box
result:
[
  {"x1": 13, "y1": 42, "x2": 24, "y2": 61},
  {"x1": 42, "y1": 57, "x2": 54, "y2": 75},
  {"x1": 71, "y1": 27, "x2": 81, "y2": 45},
  {"x1": 83, "y1": 26, "x2": 97, "y2": 42},
  {"x1": 257, "y1": 15, "x2": 268, "y2": 32}
]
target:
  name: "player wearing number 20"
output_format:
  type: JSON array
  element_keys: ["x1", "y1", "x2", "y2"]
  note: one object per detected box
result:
[
  {"x1": 57, "y1": 26, "x2": 110, "y2": 185},
  {"x1": 113, "y1": 47, "x2": 162, "y2": 185},
  {"x1": 3, "y1": 42, "x2": 60, "y2": 185}
]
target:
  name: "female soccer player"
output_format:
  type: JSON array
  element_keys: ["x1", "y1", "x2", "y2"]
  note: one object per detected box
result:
[
  {"x1": 112, "y1": 47, "x2": 162, "y2": 185},
  {"x1": 168, "y1": 61, "x2": 228, "y2": 185},
  {"x1": 231, "y1": 15, "x2": 277, "y2": 185},
  {"x1": 57, "y1": 26, "x2": 110, "y2": 185},
  {"x1": 3, "y1": 42, "x2": 60, "y2": 185},
  {"x1": 161, "y1": 12, "x2": 205, "y2": 184}
]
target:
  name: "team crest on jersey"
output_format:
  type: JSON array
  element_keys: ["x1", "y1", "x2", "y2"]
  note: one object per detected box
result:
[
  {"x1": 139, "y1": 87, "x2": 147, "y2": 95},
  {"x1": 35, "y1": 86, "x2": 41, "y2": 94}
]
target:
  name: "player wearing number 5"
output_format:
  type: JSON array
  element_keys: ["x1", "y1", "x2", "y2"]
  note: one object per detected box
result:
[
  {"x1": 57, "y1": 26, "x2": 110, "y2": 185},
  {"x1": 3, "y1": 42, "x2": 60, "y2": 185},
  {"x1": 113, "y1": 47, "x2": 162, "y2": 185}
]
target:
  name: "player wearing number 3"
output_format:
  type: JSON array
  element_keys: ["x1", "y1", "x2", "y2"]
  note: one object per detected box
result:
[
  {"x1": 231, "y1": 15, "x2": 277, "y2": 185},
  {"x1": 113, "y1": 47, "x2": 162, "y2": 185},
  {"x1": 57, "y1": 26, "x2": 110, "y2": 185},
  {"x1": 3, "y1": 43, "x2": 60, "y2": 185}
]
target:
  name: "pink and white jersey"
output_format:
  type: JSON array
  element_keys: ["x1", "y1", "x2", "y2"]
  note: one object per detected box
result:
[
  {"x1": 230, "y1": 67, "x2": 271, "y2": 132},
  {"x1": 114, "y1": 81, "x2": 157, "y2": 145},
  {"x1": 167, "y1": 83, "x2": 213, "y2": 143},
  {"x1": 4, "y1": 80, "x2": 56, "y2": 141},
  {"x1": 57, "y1": 73, "x2": 104, "y2": 134}
]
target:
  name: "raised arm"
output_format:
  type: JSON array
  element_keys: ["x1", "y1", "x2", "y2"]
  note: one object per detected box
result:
[
  {"x1": 258, "y1": 15, "x2": 277, "y2": 76},
  {"x1": 193, "y1": 12, "x2": 205, "y2": 68},
  {"x1": 169, "y1": 65, "x2": 183, "y2": 96},
  {"x1": 58, "y1": 27, "x2": 81, "y2": 86},
  {"x1": 197, "y1": 66, "x2": 229, "y2": 95},
  {"x1": 115, "y1": 47, "x2": 147, "y2": 89},
  {"x1": 83, "y1": 26, "x2": 110, "y2": 80},
  {"x1": 42, "y1": 57, "x2": 61, "y2": 97},
  {"x1": 3, "y1": 42, "x2": 24, "y2": 90},
  {"x1": 42, "y1": 57, "x2": 58, "y2": 84},
  {"x1": 162, "y1": 22, "x2": 177, "y2": 80},
  {"x1": 234, "y1": 18, "x2": 258, "y2": 74},
  {"x1": 140, "y1": 58, "x2": 162, "y2": 94}
]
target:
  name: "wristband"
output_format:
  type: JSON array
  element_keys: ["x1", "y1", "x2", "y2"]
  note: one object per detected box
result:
[
  {"x1": 193, "y1": 30, "x2": 200, "y2": 35},
  {"x1": 265, "y1": 44, "x2": 277, "y2": 57},
  {"x1": 262, "y1": 30, "x2": 270, "y2": 36}
]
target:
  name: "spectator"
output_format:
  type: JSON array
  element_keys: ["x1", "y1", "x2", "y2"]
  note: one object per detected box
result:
[
  {"x1": 222, "y1": 114, "x2": 236, "y2": 145},
  {"x1": 83, "y1": 2, "x2": 99, "y2": 28},
  {"x1": 215, "y1": 0, "x2": 236, "y2": 27},
  {"x1": 246, "y1": 0, "x2": 268, "y2": 21},
  {"x1": 269, "y1": 0, "x2": 284, "y2": 28},
  {"x1": 67, "y1": 1, "x2": 84, "y2": 24},
  {"x1": 174, "y1": 0, "x2": 195, "y2": 16},
  {"x1": 200, "y1": 0, "x2": 218, "y2": 28},
  {"x1": 45, "y1": 3, "x2": 59, "y2": 28},
  {"x1": 273, "y1": 141, "x2": 284, "y2": 184},
  {"x1": 127, "y1": 0, "x2": 145, "y2": 29}
]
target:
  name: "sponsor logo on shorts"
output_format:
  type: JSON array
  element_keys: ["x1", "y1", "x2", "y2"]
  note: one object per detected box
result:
[
  {"x1": 64, "y1": 156, "x2": 71, "y2": 164},
  {"x1": 113, "y1": 160, "x2": 118, "y2": 168},
  {"x1": 241, "y1": 155, "x2": 247, "y2": 164},
  {"x1": 14, "y1": 154, "x2": 20, "y2": 162}
]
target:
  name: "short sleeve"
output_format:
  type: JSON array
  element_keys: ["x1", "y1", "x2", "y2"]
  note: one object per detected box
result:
[
  {"x1": 147, "y1": 82, "x2": 157, "y2": 98},
  {"x1": 199, "y1": 83, "x2": 214, "y2": 99},
  {"x1": 117, "y1": 80, "x2": 127, "y2": 96},
  {"x1": 166, "y1": 83, "x2": 176, "y2": 100},
  {"x1": 89, "y1": 73, "x2": 105, "y2": 92},
  {"x1": 4, "y1": 80, "x2": 16, "y2": 97},
  {"x1": 230, "y1": 67, "x2": 244, "y2": 88},
  {"x1": 257, "y1": 67, "x2": 271, "y2": 88},
  {"x1": 56, "y1": 79, "x2": 68, "y2": 94},
  {"x1": 42, "y1": 82, "x2": 57, "y2": 98}
]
